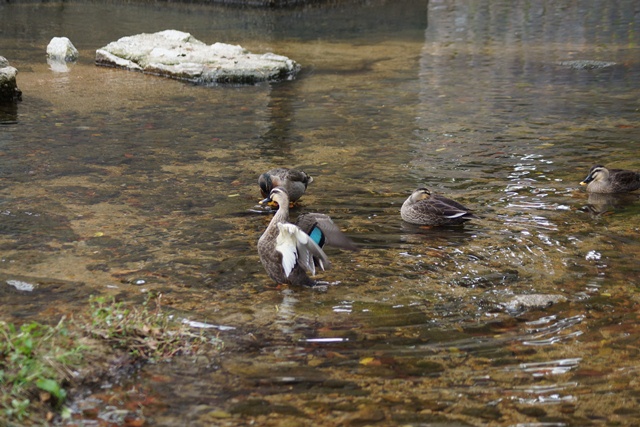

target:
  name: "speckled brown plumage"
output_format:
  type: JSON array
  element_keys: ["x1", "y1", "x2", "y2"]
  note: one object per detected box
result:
[
  {"x1": 580, "y1": 165, "x2": 640, "y2": 193},
  {"x1": 258, "y1": 168, "x2": 313, "y2": 203},
  {"x1": 257, "y1": 187, "x2": 327, "y2": 286},
  {"x1": 401, "y1": 187, "x2": 477, "y2": 226},
  {"x1": 257, "y1": 187, "x2": 357, "y2": 286}
]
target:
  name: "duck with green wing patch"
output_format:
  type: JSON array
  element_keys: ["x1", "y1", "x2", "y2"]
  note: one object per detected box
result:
[{"x1": 257, "y1": 187, "x2": 357, "y2": 286}]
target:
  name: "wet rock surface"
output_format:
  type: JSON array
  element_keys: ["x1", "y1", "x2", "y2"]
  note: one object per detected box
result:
[
  {"x1": 503, "y1": 294, "x2": 568, "y2": 312},
  {"x1": 46, "y1": 37, "x2": 80, "y2": 62},
  {"x1": 557, "y1": 60, "x2": 617, "y2": 70},
  {"x1": 0, "y1": 56, "x2": 22, "y2": 102},
  {"x1": 95, "y1": 30, "x2": 301, "y2": 84}
]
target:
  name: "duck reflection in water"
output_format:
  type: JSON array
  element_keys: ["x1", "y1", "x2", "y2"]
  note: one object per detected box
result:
[
  {"x1": 581, "y1": 192, "x2": 640, "y2": 217},
  {"x1": 275, "y1": 288, "x2": 299, "y2": 335}
]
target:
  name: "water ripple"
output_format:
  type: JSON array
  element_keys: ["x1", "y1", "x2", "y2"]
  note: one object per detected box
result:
[
  {"x1": 511, "y1": 423, "x2": 567, "y2": 427},
  {"x1": 509, "y1": 358, "x2": 582, "y2": 376},
  {"x1": 521, "y1": 315, "x2": 585, "y2": 346}
]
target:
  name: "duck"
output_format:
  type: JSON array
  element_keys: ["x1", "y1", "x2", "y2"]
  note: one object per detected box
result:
[
  {"x1": 401, "y1": 187, "x2": 478, "y2": 226},
  {"x1": 257, "y1": 187, "x2": 357, "y2": 287},
  {"x1": 580, "y1": 165, "x2": 640, "y2": 193},
  {"x1": 258, "y1": 168, "x2": 313, "y2": 204}
]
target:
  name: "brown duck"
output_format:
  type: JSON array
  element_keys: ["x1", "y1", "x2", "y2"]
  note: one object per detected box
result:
[
  {"x1": 580, "y1": 165, "x2": 640, "y2": 193},
  {"x1": 257, "y1": 187, "x2": 357, "y2": 286},
  {"x1": 258, "y1": 168, "x2": 313, "y2": 204},
  {"x1": 401, "y1": 187, "x2": 478, "y2": 226}
]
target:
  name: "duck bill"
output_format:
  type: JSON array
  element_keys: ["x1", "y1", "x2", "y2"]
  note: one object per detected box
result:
[
  {"x1": 580, "y1": 175, "x2": 594, "y2": 185},
  {"x1": 259, "y1": 197, "x2": 280, "y2": 208}
]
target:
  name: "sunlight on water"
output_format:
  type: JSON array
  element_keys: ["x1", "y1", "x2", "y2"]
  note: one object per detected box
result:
[
  {"x1": 1, "y1": 0, "x2": 639, "y2": 425},
  {"x1": 514, "y1": 359, "x2": 582, "y2": 376}
]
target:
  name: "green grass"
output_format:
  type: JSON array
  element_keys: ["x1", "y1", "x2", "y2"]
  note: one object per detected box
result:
[
  {"x1": 87, "y1": 294, "x2": 220, "y2": 361},
  {"x1": 0, "y1": 318, "x2": 79, "y2": 423},
  {"x1": 0, "y1": 294, "x2": 222, "y2": 425}
]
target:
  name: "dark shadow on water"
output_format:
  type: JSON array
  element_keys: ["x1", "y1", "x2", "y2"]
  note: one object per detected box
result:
[
  {"x1": 0, "y1": 102, "x2": 19, "y2": 125},
  {"x1": 397, "y1": 221, "x2": 482, "y2": 252},
  {"x1": 0, "y1": 273, "x2": 94, "y2": 323}
]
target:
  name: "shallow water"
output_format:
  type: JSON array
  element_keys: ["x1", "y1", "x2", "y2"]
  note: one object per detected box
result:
[{"x1": 1, "y1": 0, "x2": 640, "y2": 425}]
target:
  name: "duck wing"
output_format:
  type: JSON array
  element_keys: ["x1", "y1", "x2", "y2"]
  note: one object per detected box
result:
[
  {"x1": 610, "y1": 169, "x2": 640, "y2": 192},
  {"x1": 276, "y1": 223, "x2": 329, "y2": 278},
  {"x1": 430, "y1": 196, "x2": 477, "y2": 219},
  {"x1": 296, "y1": 213, "x2": 358, "y2": 251},
  {"x1": 285, "y1": 169, "x2": 313, "y2": 186}
]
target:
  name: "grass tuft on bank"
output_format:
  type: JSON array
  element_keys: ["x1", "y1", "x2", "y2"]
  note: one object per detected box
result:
[{"x1": 0, "y1": 294, "x2": 222, "y2": 426}]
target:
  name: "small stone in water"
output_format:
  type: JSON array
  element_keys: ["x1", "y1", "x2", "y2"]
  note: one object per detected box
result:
[{"x1": 133, "y1": 279, "x2": 146, "y2": 285}]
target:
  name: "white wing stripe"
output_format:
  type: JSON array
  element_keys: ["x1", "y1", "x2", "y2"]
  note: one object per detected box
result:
[
  {"x1": 445, "y1": 212, "x2": 468, "y2": 218},
  {"x1": 275, "y1": 223, "x2": 328, "y2": 278},
  {"x1": 276, "y1": 223, "x2": 299, "y2": 277}
]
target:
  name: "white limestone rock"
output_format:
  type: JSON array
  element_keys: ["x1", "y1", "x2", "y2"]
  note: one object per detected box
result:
[
  {"x1": 46, "y1": 37, "x2": 80, "y2": 62},
  {"x1": 0, "y1": 56, "x2": 22, "y2": 102},
  {"x1": 95, "y1": 30, "x2": 301, "y2": 84}
]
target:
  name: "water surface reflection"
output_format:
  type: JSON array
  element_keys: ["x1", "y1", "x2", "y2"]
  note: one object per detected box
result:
[{"x1": 1, "y1": 0, "x2": 639, "y2": 425}]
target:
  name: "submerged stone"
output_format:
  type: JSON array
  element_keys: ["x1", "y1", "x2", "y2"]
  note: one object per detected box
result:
[
  {"x1": 461, "y1": 406, "x2": 502, "y2": 421},
  {"x1": 453, "y1": 270, "x2": 519, "y2": 288},
  {"x1": 228, "y1": 399, "x2": 304, "y2": 417},
  {"x1": 503, "y1": 294, "x2": 567, "y2": 312},
  {"x1": 200, "y1": 409, "x2": 232, "y2": 420},
  {"x1": 340, "y1": 406, "x2": 385, "y2": 425},
  {"x1": 557, "y1": 60, "x2": 617, "y2": 70},
  {"x1": 95, "y1": 30, "x2": 301, "y2": 85}
]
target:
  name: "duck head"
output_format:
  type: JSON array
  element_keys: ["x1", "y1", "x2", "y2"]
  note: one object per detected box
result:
[
  {"x1": 581, "y1": 165, "x2": 608, "y2": 185},
  {"x1": 260, "y1": 186, "x2": 290, "y2": 208}
]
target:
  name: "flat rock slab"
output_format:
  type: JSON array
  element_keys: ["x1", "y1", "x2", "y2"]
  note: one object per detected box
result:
[
  {"x1": 95, "y1": 30, "x2": 300, "y2": 84},
  {"x1": 557, "y1": 60, "x2": 617, "y2": 70}
]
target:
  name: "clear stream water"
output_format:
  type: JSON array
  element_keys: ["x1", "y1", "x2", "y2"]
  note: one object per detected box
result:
[{"x1": 1, "y1": 0, "x2": 639, "y2": 426}]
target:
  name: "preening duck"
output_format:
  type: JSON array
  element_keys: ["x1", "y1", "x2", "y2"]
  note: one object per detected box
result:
[
  {"x1": 257, "y1": 187, "x2": 357, "y2": 286},
  {"x1": 400, "y1": 187, "x2": 478, "y2": 226},
  {"x1": 258, "y1": 168, "x2": 313, "y2": 204}
]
